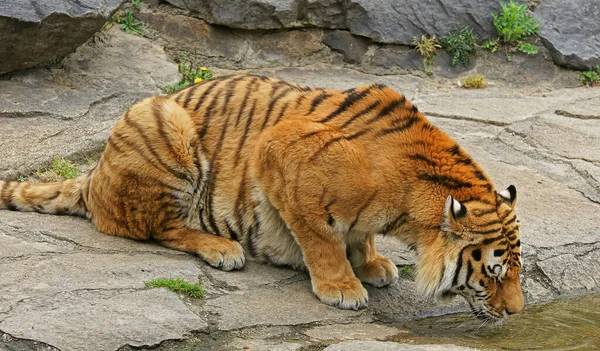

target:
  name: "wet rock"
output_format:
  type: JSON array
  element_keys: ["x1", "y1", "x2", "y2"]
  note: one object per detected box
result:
[
  {"x1": 323, "y1": 30, "x2": 370, "y2": 63},
  {"x1": 536, "y1": 0, "x2": 600, "y2": 70},
  {"x1": 303, "y1": 323, "x2": 406, "y2": 341},
  {"x1": 0, "y1": 0, "x2": 122, "y2": 74},
  {"x1": 323, "y1": 341, "x2": 478, "y2": 351}
]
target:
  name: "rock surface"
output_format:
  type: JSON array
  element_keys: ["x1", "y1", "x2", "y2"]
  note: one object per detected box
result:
[
  {"x1": 0, "y1": 27, "x2": 178, "y2": 180},
  {"x1": 163, "y1": 0, "x2": 502, "y2": 44},
  {"x1": 1, "y1": 28, "x2": 600, "y2": 351},
  {"x1": 0, "y1": 0, "x2": 122, "y2": 75},
  {"x1": 535, "y1": 0, "x2": 600, "y2": 70},
  {"x1": 323, "y1": 341, "x2": 478, "y2": 351}
]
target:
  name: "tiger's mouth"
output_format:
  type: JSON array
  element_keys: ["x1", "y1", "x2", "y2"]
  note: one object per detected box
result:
[{"x1": 467, "y1": 299, "x2": 505, "y2": 324}]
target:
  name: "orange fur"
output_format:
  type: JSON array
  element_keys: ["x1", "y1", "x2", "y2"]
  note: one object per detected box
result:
[{"x1": 0, "y1": 75, "x2": 523, "y2": 319}]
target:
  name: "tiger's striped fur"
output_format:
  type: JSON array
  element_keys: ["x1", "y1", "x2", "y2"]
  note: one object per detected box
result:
[{"x1": 0, "y1": 75, "x2": 523, "y2": 320}]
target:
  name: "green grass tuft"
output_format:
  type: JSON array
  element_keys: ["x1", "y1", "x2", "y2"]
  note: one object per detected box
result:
[
  {"x1": 50, "y1": 157, "x2": 80, "y2": 179},
  {"x1": 400, "y1": 265, "x2": 415, "y2": 277},
  {"x1": 461, "y1": 74, "x2": 487, "y2": 89},
  {"x1": 440, "y1": 26, "x2": 478, "y2": 67},
  {"x1": 162, "y1": 63, "x2": 214, "y2": 94},
  {"x1": 580, "y1": 65, "x2": 600, "y2": 87},
  {"x1": 145, "y1": 278, "x2": 204, "y2": 298}
]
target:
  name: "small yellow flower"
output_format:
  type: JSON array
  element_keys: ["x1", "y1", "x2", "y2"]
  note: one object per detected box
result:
[
  {"x1": 200, "y1": 67, "x2": 208, "y2": 71},
  {"x1": 194, "y1": 77, "x2": 203, "y2": 84}
]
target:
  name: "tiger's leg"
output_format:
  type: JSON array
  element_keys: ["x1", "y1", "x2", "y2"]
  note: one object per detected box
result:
[
  {"x1": 253, "y1": 119, "x2": 369, "y2": 310},
  {"x1": 348, "y1": 234, "x2": 399, "y2": 287},
  {"x1": 154, "y1": 228, "x2": 245, "y2": 271},
  {"x1": 280, "y1": 213, "x2": 369, "y2": 310}
]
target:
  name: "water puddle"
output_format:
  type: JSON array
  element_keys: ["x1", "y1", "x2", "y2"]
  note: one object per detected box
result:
[{"x1": 393, "y1": 294, "x2": 600, "y2": 350}]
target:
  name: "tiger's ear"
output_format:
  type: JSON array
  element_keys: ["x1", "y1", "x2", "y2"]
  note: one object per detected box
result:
[
  {"x1": 442, "y1": 195, "x2": 467, "y2": 232},
  {"x1": 498, "y1": 185, "x2": 517, "y2": 208}
]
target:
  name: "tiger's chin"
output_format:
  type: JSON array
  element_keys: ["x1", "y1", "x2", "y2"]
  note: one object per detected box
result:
[{"x1": 437, "y1": 290, "x2": 505, "y2": 324}]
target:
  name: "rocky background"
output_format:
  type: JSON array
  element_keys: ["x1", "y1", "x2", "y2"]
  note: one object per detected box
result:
[{"x1": 1, "y1": 0, "x2": 599, "y2": 75}]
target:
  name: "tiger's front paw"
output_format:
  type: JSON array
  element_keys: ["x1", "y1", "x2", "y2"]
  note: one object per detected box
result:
[
  {"x1": 354, "y1": 255, "x2": 399, "y2": 287},
  {"x1": 198, "y1": 240, "x2": 246, "y2": 271},
  {"x1": 313, "y1": 277, "x2": 369, "y2": 310}
]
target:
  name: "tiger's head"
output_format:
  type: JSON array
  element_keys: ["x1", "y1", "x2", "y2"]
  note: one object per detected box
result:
[{"x1": 417, "y1": 185, "x2": 523, "y2": 323}]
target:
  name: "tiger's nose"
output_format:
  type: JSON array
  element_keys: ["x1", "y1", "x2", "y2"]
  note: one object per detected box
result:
[{"x1": 505, "y1": 298, "x2": 524, "y2": 315}]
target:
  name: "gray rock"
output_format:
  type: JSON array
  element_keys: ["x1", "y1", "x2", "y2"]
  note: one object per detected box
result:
[
  {"x1": 303, "y1": 323, "x2": 406, "y2": 341},
  {"x1": 323, "y1": 30, "x2": 370, "y2": 63},
  {"x1": 164, "y1": 0, "x2": 300, "y2": 29},
  {"x1": 323, "y1": 341, "x2": 478, "y2": 351},
  {"x1": 0, "y1": 0, "x2": 122, "y2": 74},
  {"x1": 536, "y1": 0, "x2": 600, "y2": 70},
  {"x1": 0, "y1": 289, "x2": 208, "y2": 351},
  {"x1": 164, "y1": 0, "x2": 502, "y2": 45}
]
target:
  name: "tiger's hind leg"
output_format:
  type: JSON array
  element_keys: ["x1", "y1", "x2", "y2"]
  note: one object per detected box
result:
[
  {"x1": 155, "y1": 228, "x2": 245, "y2": 271},
  {"x1": 348, "y1": 234, "x2": 398, "y2": 287}
]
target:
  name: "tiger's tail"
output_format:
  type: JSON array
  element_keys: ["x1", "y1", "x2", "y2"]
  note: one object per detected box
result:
[{"x1": 0, "y1": 174, "x2": 90, "y2": 217}]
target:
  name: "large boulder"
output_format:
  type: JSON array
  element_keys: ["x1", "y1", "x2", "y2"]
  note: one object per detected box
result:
[
  {"x1": 0, "y1": 0, "x2": 122, "y2": 75},
  {"x1": 164, "y1": 0, "x2": 503, "y2": 45},
  {"x1": 535, "y1": 0, "x2": 600, "y2": 70}
]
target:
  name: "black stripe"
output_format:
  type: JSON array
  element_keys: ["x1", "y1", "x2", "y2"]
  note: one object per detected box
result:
[
  {"x1": 504, "y1": 214, "x2": 517, "y2": 226},
  {"x1": 272, "y1": 100, "x2": 291, "y2": 126},
  {"x1": 308, "y1": 136, "x2": 343, "y2": 162},
  {"x1": 198, "y1": 85, "x2": 225, "y2": 140},
  {"x1": 482, "y1": 235, "x2": 503, "y2": 245},
  {"x1": 233, "y1": 99, "x2": 257, "y2": 168},
  {"x1": 462, "y1": 196, "x2": 495, "y2": 205},
  {"x1": 345, "y1": 129, "x2": 369, "y2": 140},
  {"x1": 306, "y1": 92, "x2": 332, "y2": 115},
  {"x1": 366, "y1": 97, "x2": 405, "y2": 124},
  {"x1": 472, "y1": 207, "x2": 497, "y2": 217},
  {"x1": 192, "y1": 78, "x2": 222, "y2": 111},
  {"x1": 262, "y1": 86, "x2": 294, "y2": 130},
  {"x1": 235, "y1": 78, "x2": 258, "y2": 127},
  {"x1": 417, "y1": 173, "x2": 473, "y2": 190},
  {"x1": 47, "y1": 191, "x2": 61, "y2": 200},
  {"x1": 409, "y1": 154, "x2": 437, "y2": 168},
  {"x1": 479, "y1": 219, "x2": 502, "y2": 227},
  {"x1": 473, "y1": 170, "x2": 488, "y2": 182},
  {"x1": 327, "y1": 214, "x2": 334, "y2": 226},
  {"x1": 233, "y1": 162, "x2": 249, "y2": 234},
  {"x1": 319, "y1": 88, "x2": 372, "y2": 123},
  {"x1": 152, "y1": 99, "x2": 180, "y2": 164},
  {"x1": 225, "y1": 220, "x2": 239, "y2": 241},
  {"x1": 472, "y1": 227, "x2": 501, "y2": 235},
  {"x1": 348, "y1": 191, "x2": 378, "y2": 232},
  {"x1": 123, "y1": 113, "x2": 191, "y2": 182},
  {"x1": 377, "y1": 115, "x2": 420, "y2": 137},
  {"x1": 453, "y1": 247, "x2": 467, "y2": 285},
  {"x1": 183, "y1": 84, "x2": 199, "y2": 109},
  {"x1": 381, "y1": 213, "x2": 409, "y2": 234},
  {"x1": 341, "y1": 101, "x2": 381, "y2": 129},
  {"x1": 221, "y1": 77, "x2": 245, "y2": 116}
]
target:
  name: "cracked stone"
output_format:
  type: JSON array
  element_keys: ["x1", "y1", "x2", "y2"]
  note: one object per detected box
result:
[
  {"x1": 205, "y1": 280, "x2": 369, "y2": 330},
  {"x1": 537, "y1": 254, "x2": 598, "y2": 294},
  {"x1": 0, "y1": 289, "x2": 208, "y2": 351}
]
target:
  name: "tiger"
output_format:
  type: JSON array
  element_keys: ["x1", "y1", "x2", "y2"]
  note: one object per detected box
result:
[{"x1": 0, "y1": 74, "x2": 523, "y2": 322}]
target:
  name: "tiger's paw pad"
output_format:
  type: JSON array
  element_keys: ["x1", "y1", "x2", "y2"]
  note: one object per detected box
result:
[
  {"x1": 354, "y1": 255, "x2": 399, "y2": 287},
  {"x1": 313, "y1": 278, "x2": 369, "y2": 310},
  {"x1": 198, "y1": 240, "x2": 245, "y2": 271}
]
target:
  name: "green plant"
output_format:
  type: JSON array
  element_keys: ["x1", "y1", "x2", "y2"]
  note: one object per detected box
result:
[
  {"x1": 412, "y1": 35, "x2": 441, "y2": 73},
  {"x1": 50, "y1": 157, "x2": 80, "y2": 179},
  {"x1": 16, "y1": 176, "x2": 26, "y2": 182},
  {"x1": 440, "y1": 27, "x2": 478, "y2": 66},
  {"x1": 580, "y1": 65, "x2": 600, "y2": 87},
  {"x1": 400, "y1": 265, "x2": 415, "y2": 278},
  {"x1": 490, "y1": 0, "x2": 540, "y2": 60},
  {"x1": 118, "y1": 9, "x2": 143, "y2": 35},
  {"x1": 146, "y1": 278, "x2": 204, "y2": 298},
  {"x1": 460, "y1": 74, "x2": 487, "y2": 89},
  {"x1": 161, "y1": 64, "x2": 214, "y2": 94},
  {"x1": 131, "y1": 0, "x2": 143, "y2": 9}
]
